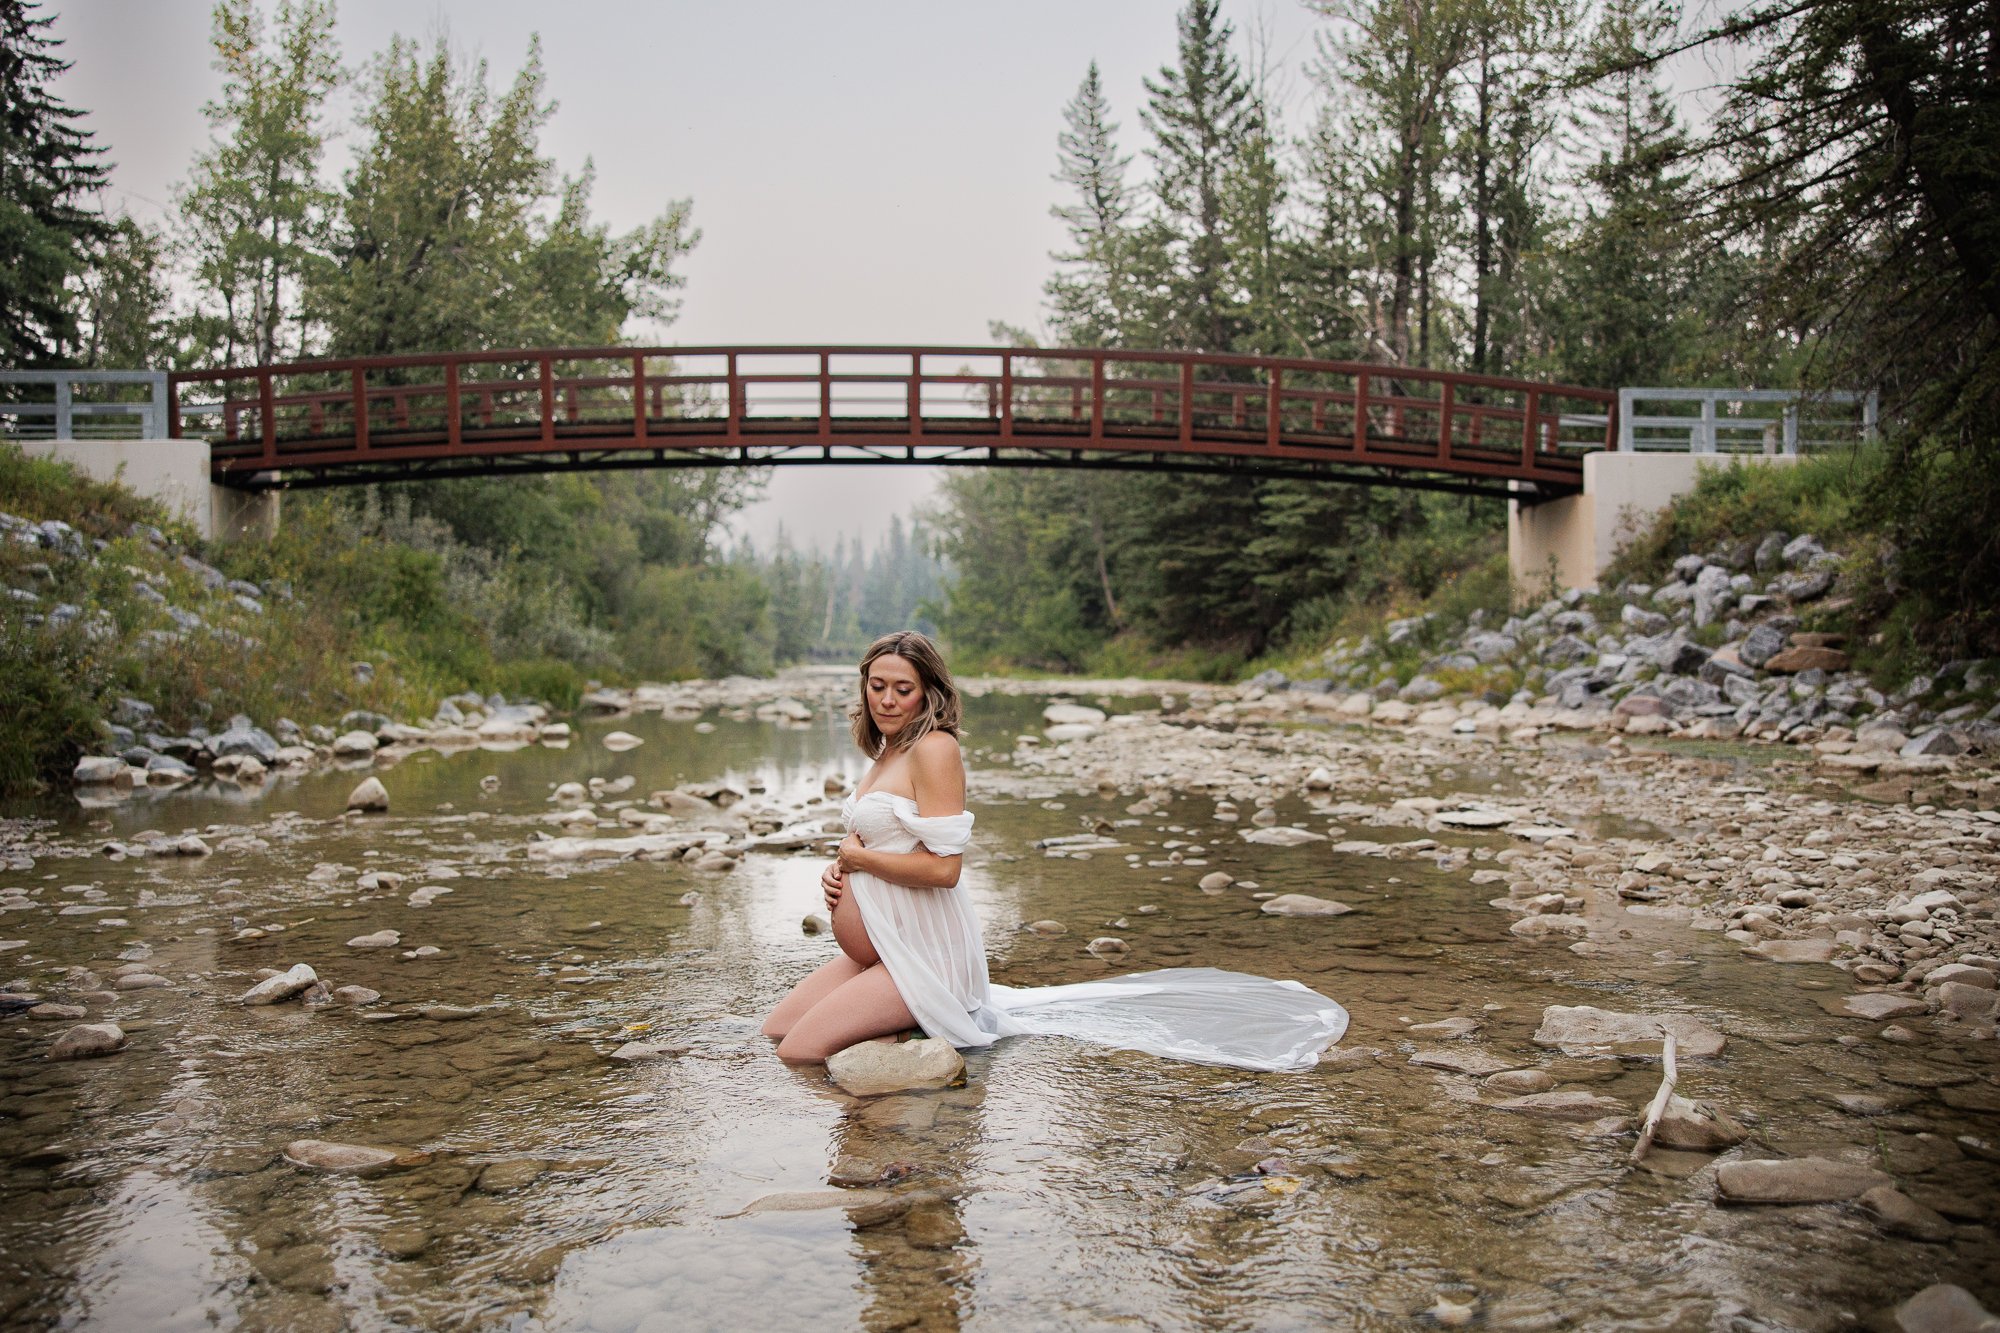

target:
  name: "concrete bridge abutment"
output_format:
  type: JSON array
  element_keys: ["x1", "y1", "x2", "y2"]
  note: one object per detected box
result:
[
  {"x1": 1508, "y1": 451, "x2": 1798, "y2": 597},
  {"x1": 23, "y1": 439, "x2": 278, "y2": 544}
]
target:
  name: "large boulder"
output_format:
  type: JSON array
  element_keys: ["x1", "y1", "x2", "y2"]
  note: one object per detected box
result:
[
  {"x1": 331, "y1": 730, "x2": 379, "y2": 757},
  {"x1": 239, "y1": 963, "x2": 318, "y2": 1005},
  {"x1": 1532, "y1": 1005, "x2": 1728, "y2": 1056},
  {"x1": 73, "y1": 755, "x2": 124, "y2": 784},
  {"x1": 1891, "y1": 1285, "x2": 2000, "y2": 1333},
  {"x1": 1714, "y1": 1157, "x2": 1889, "y2": 1203},
  {"x1": 826, "y1": 1037, "x2": 964, "y2": 1096},
  {"x1": 209, "y1": 716, "x2": 280, "y2": 762},
  {"x1": 47, "y1": 1022, "x2": 125, "y2": 1061},
  {"x1": 1739, "y1": 623, "x2": 1788, "y2": 668}
]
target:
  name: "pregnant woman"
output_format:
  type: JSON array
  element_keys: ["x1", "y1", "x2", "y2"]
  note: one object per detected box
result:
[{"x1": 761, "y1": 632, "x2": 1348, "y2": 1072}]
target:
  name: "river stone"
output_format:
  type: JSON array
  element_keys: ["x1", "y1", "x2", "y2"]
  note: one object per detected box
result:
[
  {"x1": 47, "y1": 1023, "x2": 125, "y2": 1061},
  {"x1": 825, "y1": 1037, "x2": 964, "y2": 1096},
  {"x1": 1484, "y1": 1069, "x2": 1555, "y2": 1095},
  {"x1": 1742, "y1": 939, "x2": 1838, "y2": 964},
  {"x1": 346, "y1": 777, "x2": 389, "y2": 811},
  {"x1": 1511, "y1": 914, "x2": 1590, "y2": 939},
  {"x1": 741, "y1": 1188, "x2": 889, "y2": 1214},
  {"x1": 1927, "y1": 965, "x2": 1997, "y2": 990},
  {"x1": 28, "y1": 1003, "x2": 87, "y2": 1021},
  {"x1": 476, "y1": 1159, "x2": 549, "y2": 1193},
  {"x1": 1408, "y1": 1047, "x2": 1522, "y2": 1076},
  {"x1": 601, "y1": 731, "x2": 644, "y2": 750},
  {"x1": 1042, "y1": 702, "x2": 1106, "y2": 726},
  {"x1": 348, "y1": 930, "x2": 400, "y2": 948},
  {"x1": 283, "y1": 1140, "x2": 400, "y2": 1175},
  {"x1": 1198, "y1": 872, "x2": 1235, "y2": 891},
  {"x1": 1532, "y1": 1006, "x2": 1729, "y2": 1057},
  {"x1": 331, "y1": 730, "x2": 378, "y2": 756},
  {"x1": 331, "y1": 985, "x2": 380, "y2": 1006},
  {"x1": 1241, "y1": 826, "x2": 1327, "y2": 847},
  {"x1": 1435, "y1": 809, "x2": 1513, "y2": 828},
  {"x1": 1026, "y1": 920, "x2": 1067, "y2": 936},
  {"x1": 1086, "y1": 937, "x2": 1130, "y2": 954},
  {"x1": 1937, "y1": 983, "x2": 2000, "y2": 1022},
  {"x1": 1892, "y1": 1284, "x2": 2000, "y2": 1333},
  {"x1": 377, "y1": 1227, "x2": 430, "y2": 1260},
  {"x1": 1492, "y1": 1090, "x2": 1631, "y2": 1121},
  {"x1": 239, "y1": 963, "x2": 317, "y2": 1005},
  {"x1": 1261, "y1": 894, "x2": 1354, "y2": 916},
  {"x1": 609, "y1": 1040, "x2": 689, "y2": 1061},
  {"x1": 1652, "y1": 1095, "x2": 1750, "y2": 1151},
  {"x1": 827, "y1": 1154, "x2": 887, "y2": 1188},
  {"x1": 1941, "y1": 1085, "x2": 2000, "y2": 1113},
  {"x1": 113, "y1": 973, "x2": 172, "y2": 990},
  {"x1": 1714, "y1": 1157, "x2": 1890, "y2": 1203},
  {"x1": 1859, "y1": 1186, "x2": 1955, "y2": 1243},
  {"x1": 1408, "y1": 1017, "x2": 1482, "y2": 1040},
  {"x1": 1818, "y1": 992, "x2": 1930, "y2": 1020}
]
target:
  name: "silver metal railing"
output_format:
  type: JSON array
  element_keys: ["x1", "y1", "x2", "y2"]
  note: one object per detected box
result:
[
  {"x1": 1616, "y1": 387, "x2": 1877, "y2": 454},
  {"x1": 0, "y1": 370, "x2": 171, "y2": 440}
]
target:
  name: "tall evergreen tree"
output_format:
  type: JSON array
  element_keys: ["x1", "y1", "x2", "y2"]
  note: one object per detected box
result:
[
  {"x1": 0, "y1": 0, "x2": 110, "y2": 367},
  {"x1": 1141, "y1": 0, "x2": 1256, "y2": 352},
  {"x1": 1045, "y1": 62, "x2": 1133, "y2": 348}
]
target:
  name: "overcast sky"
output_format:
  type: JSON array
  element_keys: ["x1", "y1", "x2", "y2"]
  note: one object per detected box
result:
[{"x1": 52, "y1": 0, "x2": 1333, "y2": 553}]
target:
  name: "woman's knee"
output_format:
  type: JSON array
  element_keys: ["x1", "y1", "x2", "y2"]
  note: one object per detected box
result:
[{"x1": 774, "y1": 1031, "x2": 834, "y2": 1062}]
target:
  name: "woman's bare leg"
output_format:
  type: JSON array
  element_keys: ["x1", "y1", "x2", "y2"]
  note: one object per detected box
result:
[
  {"x1": 775, "y1": 965, "x2": 917, "y2": 1062},
  {"x1": 762, "y1": 954, "x2": 867, "y2": 1040}
]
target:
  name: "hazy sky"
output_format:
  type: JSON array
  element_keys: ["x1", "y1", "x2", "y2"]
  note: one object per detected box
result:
[{"x1": 51, "y1": 0, "x2": 1326, "y2": 553}]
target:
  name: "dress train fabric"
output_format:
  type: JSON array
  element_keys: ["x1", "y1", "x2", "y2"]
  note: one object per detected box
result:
[{"x1": 842, "y1": 791, "x2": 1349, "y2": 1073}]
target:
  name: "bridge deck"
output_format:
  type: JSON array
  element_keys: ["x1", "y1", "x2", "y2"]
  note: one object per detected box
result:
[{"x1": 169, "y1": 346, "x2": 1616, "y2": 501}]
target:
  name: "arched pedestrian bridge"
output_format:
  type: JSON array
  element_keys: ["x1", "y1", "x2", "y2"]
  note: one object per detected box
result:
[{"x1": 166, "y1": 346, "x2": 1618, "y2": 503}]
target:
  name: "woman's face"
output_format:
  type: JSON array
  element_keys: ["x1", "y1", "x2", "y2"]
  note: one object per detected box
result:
[{"x1": 866, "y1": 654, "x2": 924, "y2": 740}]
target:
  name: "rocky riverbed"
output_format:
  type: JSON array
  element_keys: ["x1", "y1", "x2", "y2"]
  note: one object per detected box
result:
[{"x1": 2, "y1": 680, "x2": 1997, "y2": 1331}]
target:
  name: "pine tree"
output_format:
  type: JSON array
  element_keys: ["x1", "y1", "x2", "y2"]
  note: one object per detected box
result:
[
  {"x1": 1046, "y1": 62, "x2": 1134, "y2": 348},
  {"x1": 1142, "y1": 0, "x2": 1256, "y2": 352},
  {"x1": 0, "y1": 0, "x2": 111, "y2": 367}
]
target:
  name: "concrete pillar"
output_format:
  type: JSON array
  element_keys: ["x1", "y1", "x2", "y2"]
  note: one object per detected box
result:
[
  {"x1": 1509, "y1": 451, "x2": 1799, "y2": 595},
  {"x1": 21, "y1": 438, "x2": 277, "y2": 544}
]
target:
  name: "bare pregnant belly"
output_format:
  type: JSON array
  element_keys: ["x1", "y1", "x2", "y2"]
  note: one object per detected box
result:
[{"x1": 832, "y1": 884, "x2": 879, "y2": 966}]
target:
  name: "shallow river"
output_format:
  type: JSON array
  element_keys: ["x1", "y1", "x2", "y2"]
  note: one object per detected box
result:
[{"x1": 0, "y1": 696, "x2": 1993, "y2": 1332}]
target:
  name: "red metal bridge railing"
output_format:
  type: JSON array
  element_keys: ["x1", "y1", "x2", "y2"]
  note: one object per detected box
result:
[{"x1": 169, "y1": 346, "x2": 1617, "y2": 499}]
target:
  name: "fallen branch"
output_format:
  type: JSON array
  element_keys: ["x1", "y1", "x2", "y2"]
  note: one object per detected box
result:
[{"x1": 1630, "y1": 1032, "x2": 1680, "y2": 1165}]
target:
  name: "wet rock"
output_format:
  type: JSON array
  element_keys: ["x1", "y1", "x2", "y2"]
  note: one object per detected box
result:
[
  {"x1": 377, "y1": 1227, "x2": 430, "y2": 1260},
  {"x1": 1484, "y1": 1069, "x2": 1554, "y2": 1095},
  {"x1": 1198, "y1": 871, "x2": 1235, "y2": 891},
  {"x1": 1859, "y1": 1186, "x2": 1955, "y2": 1243},
  {"x1": 1651, "y1": 1096, "x2": 1750, "y2": 1151},
  {"x1": 331, "y1": 985, "x2": 380, "y2": 1005},
  {"x1": 1408, "y1": 1017, "x2": 1482, "y2": 1040},
  {"x1": 175, "y1": 835, "x2": 211, "y2": 857},
  {"x1": 1532, "y1": 1006, "x2": 1728, "y2": 1057},
  {"x1": 1260, "y1": 894, "x2": 1354, "y2": 916},
  {"x1": 300, "y1": 981, "x2": 333, "y2": 1007},
  {"x1": 346, "y1": 777, "x2": 389, "y2": 812},
  {"x1": 825, "y1": 1037, "x2": 964, "y2": 1095},
  {"x1": 73, "y1": 755, "x2": 124, "y2": 784},
  {"x1": 1408, "y1": 1048, "x2": 1521, "y2": 1076},
  {"x1": 1926, "y1": 965, "x2": 1996, "y2": 990},
  {"x1": 1938, "y1": 983, "x2": 2000, "y2": 1022},
  {"x1": 1241, "y1": 826, "x2": 1327, "y2": 847},
  {"x1": 1714, "y1": 1157, "x2": 1890, "y2": 1203},
  {"x1": 742, "y1": 1188, "x2": 889, "y2": 1214},
  {"x1": 1510, "y1": 914, "x2": 1590, "y2": 939},
  {"x1": 47, "y1": 1023, "x2": 125, "y2": 1060},
  {"x1": 601, "y1": 731, "x2": 644, "y2": 750},
  {"x1": 801, "y1": 913, "x2": 831, "y2": 935},
  {"x1": 827, "y1": 1154, "x2": 888, "y2": 1188},
  {"x1": 1891, "y1": 1284, "x2": 2000, "y2": 1333},
  {"x1": 1492, "y1": 1090, "x2": 1631, "y2": 1121},
  {"x1": 1819, "y1": 992, "x2": 1929, "y2": 1020},
  {"x1": 609, "y1": 1040, "x2": 689, "y2": 1061},
  {"x1": 28, "y1": 1003, "x2": 87, "y2": 1021},
  {"x1": 239, "y1": 963, "x2": 317, "y2": 1006},
  {"x1": 476, "y1": 1159, "x2": 550, "y2": 1193},
  {"x1": 283, "y1": 1140, "x2": 400, "y2": 1175},
  {"x1": 1027, "y1": 920, "x2": 1067, "y2": 936},
  {"x1": 904, "y1": 1206, "x2": 964, "y2": 1250},
  {"x1": 113, "y1": 973, "x2": 172, "y2": 990},
  {"x1": 331, "y1": 730, "x2": 378, "y2": 757},
  {"x1": 1087, "y1": 936, "x2": 1130, "y2": 954},
  {"x1": 347, "y1": 930, "x2": 400, "y2": 948},
  {"x1": 1743, "y1": 939, "x2": 1837, "y2": 964}
]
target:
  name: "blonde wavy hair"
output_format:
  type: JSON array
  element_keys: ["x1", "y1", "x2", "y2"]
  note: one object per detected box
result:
[{"x1": 849, "y1": 631, "x2": 962, "y2": 757}]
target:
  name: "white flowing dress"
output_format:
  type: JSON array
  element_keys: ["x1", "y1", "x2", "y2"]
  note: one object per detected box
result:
[{"x1": 842, "y1": 791, "x2": 1349, "y2": 1073}]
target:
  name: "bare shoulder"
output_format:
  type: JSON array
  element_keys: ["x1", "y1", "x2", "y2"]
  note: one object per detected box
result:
[{"x1": 907, "y1": 731, "x2": 967, "y2": 813}]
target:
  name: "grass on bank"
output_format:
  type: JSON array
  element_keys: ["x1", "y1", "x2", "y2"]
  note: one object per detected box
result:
[{"x1": 0, "y1": 445, "x2": 594, "y2": 796}]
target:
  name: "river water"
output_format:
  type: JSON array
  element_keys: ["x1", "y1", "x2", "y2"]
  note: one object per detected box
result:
[{"x1": 0, "y1": 694, "x2": 1994, "y2": 1332}]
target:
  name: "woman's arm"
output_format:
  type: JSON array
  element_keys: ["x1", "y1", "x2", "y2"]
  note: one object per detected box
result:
[{"x1": 835, "y1": 733, "x2": 965, "y2": 889}]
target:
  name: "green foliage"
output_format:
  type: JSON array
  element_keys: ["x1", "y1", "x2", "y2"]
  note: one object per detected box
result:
[{"x1": 0, "y1": 0, "x2": 110, "y2": 367}]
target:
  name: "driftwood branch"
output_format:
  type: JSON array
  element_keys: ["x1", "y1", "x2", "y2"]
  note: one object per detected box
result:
[{"x1": 1630, "y1": 1033, "x2": 1680, "y2": 1165}]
